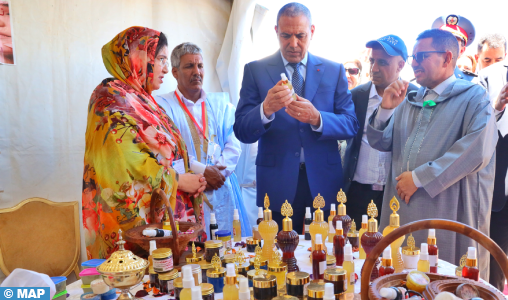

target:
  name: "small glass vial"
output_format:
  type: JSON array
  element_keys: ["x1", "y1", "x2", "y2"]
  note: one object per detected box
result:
[
  {"x1": 305, "y1": 207, "x2": 312, "y2": 240},
  {"x1": 158, "y1": 269, "x2": 179, "y2": 295},
  {"x1": 428, "y1": 229, "x2": 439, "y2": 273},
  {"x1": 323, "y1": 267, "x2": 347, "y2": 297},
  {"x1": 173, "y1": 277, "x2": 183, "y2": 300},
  {"x1": 379, "y1": 247, "x2": 395, "y2": 276},
  {"x1": 286, "y1": 271, "x2": 310, "y2": 299},
  {"x1": 462, "y1": 247, "x2": 479, "y2": 281},
  {"x1": 307, "y1": 281, "x2": 325, "y2": 300},
  {"x1": 253, "y1": 274, "x2": 278, "y2": 300},
  {"x1": 200, "y1": 283, "x2": 214, "y2": 300},
  {"x1": 206, "y1": 254, "x2": 226, "y2": 293},
  {"x1": 312, "y1": 234, "x2": 327, "y2": 280},
  {"x1": 417, "y1": 243, "x2": 430, "y2": 273}
]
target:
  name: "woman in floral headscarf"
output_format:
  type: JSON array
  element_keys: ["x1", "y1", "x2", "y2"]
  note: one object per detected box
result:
[{"x1": 83, "y1": 27, "x2": 207, "y2": 259}]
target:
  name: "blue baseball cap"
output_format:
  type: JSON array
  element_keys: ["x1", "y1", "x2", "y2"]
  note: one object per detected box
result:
[{"x1": 366, "y1": 35, "x2": 408, "y2": 61}]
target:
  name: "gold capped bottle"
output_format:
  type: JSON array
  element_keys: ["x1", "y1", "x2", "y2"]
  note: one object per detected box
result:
[
  {"x1": 258, "y1": 194, "x2": 279, "y2": 263},
  {"x1": 328, "y1": 204, "x2": 336, "y2": 237},
  {"x1": 223, "y1": 263, "x2": 239, "y2": 300},
  {"x1": 332, "y1": 189, "x2": 352, "y2": 239},
  {"x1": 163, "y1": 210, "x2": 172, "y2": 231},
  {"x1": 417, "y1": 243, "x2": 430, "y2": 273},
  {"x1": 360, "y1": 200, "x2": 383, "y2": 281},
  {"x1": 309, "y1": 193, "x2": 329, "y2": 255},
  {"x1": 359, "y1": 215, "x2": 368, "y2": 259},
  {"x1": 276, "y1": 200, "x2": 299, "y2": 272},
  {"x1": 233, "y1": 209, "x2": 242, "y2": 242},
  {"x1": 382, "y1": 197, "x2": 405, "y2": 273}
]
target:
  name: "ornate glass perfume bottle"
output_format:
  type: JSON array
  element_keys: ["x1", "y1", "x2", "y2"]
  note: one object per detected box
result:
[
  {"x1": 382, "y1": 197, "x2": 405, "y2": 273},
  {"x1": 332, "y1": 189, "x2": 352, "y2": 239},
  {"x1": 258, "y1": 194, "x2": 279, "y2": 263},
  {"x1": 276, "y1": 200, "x2": 299, "y2": 272},
  {"x1": 309, "y1": 193, "x2": 329, "y2": 255},
  {"x1": 360, "y1": 200, "x2": 383, "y2": 281}
]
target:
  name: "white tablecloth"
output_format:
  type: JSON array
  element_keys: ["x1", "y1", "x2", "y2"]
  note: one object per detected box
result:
[{"x1": 67, "y1": 235, "x2": 460, "y2": 300}]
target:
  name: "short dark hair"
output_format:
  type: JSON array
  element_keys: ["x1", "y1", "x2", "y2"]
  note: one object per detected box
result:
[
  {"x1": 155, "y1": 32, "x2": 168, "y2": 57},
  {"x1": 417, "y1": 29, "x2": 459, "y2": 64},
  {"x1": 477, "y1": 33, "x2": 507, "y2": 54},
  {"x1": 276, "y1": 2, "x2": 312, "y2": 27}
]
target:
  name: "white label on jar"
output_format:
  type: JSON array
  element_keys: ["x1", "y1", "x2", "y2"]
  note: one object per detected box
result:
[
  {"x1": 225, "y1": 239, "x2": 232, "y2": 249},
  {"x1": 153, "y1": 255, "x2": 174, "y2": 272},
  {"x1": 167, "y1": 280, "x2": 174, "y2": 291},
  {"x1": 344, "y1": 278, "x2": 348, "y2": 288},
  {"x1": 219, "y1": 247, "x2": 225, "y2": 259},
  {"x1": 319, "y1": 261, "x2": 326, "y2": 274},
  {"x1": 304, "y1": 282, "x2": 310, "y2": 295},
  {"x1": 211, "y1": 229, "x2": 217, "y2": 240},
  {"x1": 350, "y1": 272, "x2": 355, "y2": 285},
  {"x1": 429, "y1": 255, "x2": 438, "y2": 267},
  {"x1": 305, "y1": 225, "x2": 310, "y2": 232}
]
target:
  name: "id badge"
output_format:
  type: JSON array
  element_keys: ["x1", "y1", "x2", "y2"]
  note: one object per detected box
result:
[{"x1": 172, "y1": 159, "x2": 186, "y2": 174}]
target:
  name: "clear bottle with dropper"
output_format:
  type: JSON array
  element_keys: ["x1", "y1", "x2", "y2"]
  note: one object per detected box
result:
[
  {"x1": 223, "y1": 263, "x2": 239, "y2": 300},
  {"x1": 304, "y1": 207, "x2": 312, "y2": 240},
  {"x1": 280, "y1": 73, "x2": 297, "y2": 101},
  {"x1": 210, "y1": 213, "x2": 218, "y2": 240},
  {"x1": 417, "y1": 243, "x2": 430, "y2": 272},
  {"x1": 191, "y1": 286, "x2": 202, "y2": 300},
  {"x1": 233, "y1": 209, "x2": 241, "y2": 242},
  {"x1": 180, "y1": 265, "x2": 196, "y2": 300},
  {"x1": 238, "y1": 277, "x2": 250, "y2": 300},
  {"x1": 343, "y1": 243, "x2": 355, "y2": 294},
  {"x1": 462, "y1": 247, "x2": 479, "y2": 281},
  {"x1": 323, "y1": 282, "x2": 335, "y2": 300}
]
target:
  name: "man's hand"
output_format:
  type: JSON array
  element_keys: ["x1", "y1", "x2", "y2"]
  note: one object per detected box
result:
[
  {"x1": 396, "y1": 171, "x2": 418, "y2": 204},
  {"x1": 381, "y1": 80, "x2": 409, "y2": 109},
  {"x1": 204, "y1": 165, "x2": 227, "y2": 191},
  {"x1": 263, "y1": 80, "x2": 294, "y2": 117},
  {"x1": 495, "y1": 83, "x2": 508, "y2": 112},
  {"x1": 285, "y1": 95, "x2": 321, "y2": 126}
]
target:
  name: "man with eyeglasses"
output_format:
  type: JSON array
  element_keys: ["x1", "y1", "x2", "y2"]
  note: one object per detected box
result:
[
  {"x1": 156, "y1": 42, "x2": 250, "y2": 239},
  {"x1": 432, "y1": 14, "x2": 477, "y2": 81},
  {"x1": 343, "y1": 35, "x2": 418, "y2": 224},
  {"x1": 367, "y1": 29, "x2": 498, "y2": 280}
]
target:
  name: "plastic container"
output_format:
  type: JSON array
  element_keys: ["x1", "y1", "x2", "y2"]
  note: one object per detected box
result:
[
  {"x1": 52, "y1": 290, "x2": 67, "y2": 300},
  {"x1": 81, "y1": 259, "x2": 106, "y2": 270},
  {"x1": 81, "y1": 284, "x2": 93, "y2": 294},
  {"x1": 90, "y1": 279, "x2": 110, "y2": 294},
  {"x1": 50, "y1": 277, "x2": 67, "y2": 295},
  {"x1": 79, "y1": 268, "x2": 101, "y2": 285},
  {"x1": 215, "y1": 230, "x2": 232, "y2": 249},
  {"x1": 406, "y1": 270, "x2": 430, "y2": 293},
  {"x1": 100, "y1": 289, "x2": 117, "y2": 300},
  {"x1": 80, "y1": 292, "x2": 100, "y2": 300}
]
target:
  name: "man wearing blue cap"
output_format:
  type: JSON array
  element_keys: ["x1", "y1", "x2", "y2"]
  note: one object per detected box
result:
[
  {"x1": 367, "y1": 29, "x2": 498, "y2": 280},
  {"x1": 343, "y1": 35, "x2": 418, "y2": 224},
  {"x1": 432, "y1": 14, "x2": 477, "y2": 81}
]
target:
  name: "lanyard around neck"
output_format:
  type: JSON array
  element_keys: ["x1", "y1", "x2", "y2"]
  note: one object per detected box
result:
[{"x1": 174, "y1": 91, "x2": 208, "y2": 141}]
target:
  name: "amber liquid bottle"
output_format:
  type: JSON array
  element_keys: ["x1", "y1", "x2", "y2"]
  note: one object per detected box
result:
[
  {"x1": 277, "y1": 200, "x2": 300, "y2": 272},
  {"x1": 312, "y1": 234, "x2": 326, "y2": 280},
  {"x1": 428, "y1": 229, "x2": 439, "y2": 273},
  {"x1": 379, "y1": 247, "x2": 395, "y2": 276},
  {"x1": 360, "y1": 200, "x2": 383, "y2": 281},
  {"x1": 333, "y1": 221, "x2": 345, "y2": 266},
  {"x1": 258, "y1": 194, "x2": 279, "y2": 263},
  {"x1": 462, "y1": 247, "x2": 479, "y2": 281},
  {"x1": 333, "y1": 189, "x2": 352, "y2": 239}
]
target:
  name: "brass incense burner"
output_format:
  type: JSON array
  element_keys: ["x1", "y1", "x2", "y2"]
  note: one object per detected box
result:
[{"x1": 97, "y1": 230, "x2": 149, "y2": 300}]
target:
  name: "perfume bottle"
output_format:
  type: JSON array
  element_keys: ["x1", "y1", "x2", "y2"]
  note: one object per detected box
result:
[
  {"x1": 328, "y1": 204, "x2": 336, "y2": 224},
  {"x1": 462, "y1": 247, "x2": 479, "y2": 281},
  {"x1": 280, "y1": 73, "x2": 297, "y2": 101},
  {"x1": 258, "y1": 194, "x2": 279, "y2": 263},
  {"x1": 180, "y1": 265, "x2": 196, "y2": 300},
  {"x1": 428, "y1": 229, "x2": 439, "y2": 273},
  {"x1": 309, "y1": 194, "x2": 329, "y2": 254},
  {"x1": 360, "y1": 200, "x2": 383, "y2": 281},
  {"x1": 347, "y1": 220, "x2": 360, "y2": 249},
  {"x1": 359, "y1": 215, "x2": 368, "y2": 259},
  {"x1": 327, "y1": 220, "x2": 335, "y2": 242},
  {"x1": 163, "y1": 210, "x2": 172, "y2": 231},
  {"x1": 304, "y1": 207, "x2": 312, "y2": 240},
  {"x1": 233, "y1": 209, "x2": 241, "y2": 242},
  {"x1": 382, "y1": 197, "x2": 405, "y2": 273},
  {"x1": 223, "y1": 263, "x2": 239, "y2": 300},
  {"x1": 312, "y1": 234, "x2": 326, "y2": 280},
  {"x1": 333, "y1": 221, "x2": 345, "y2": 266},
  {"x1": 343, "y1": 244, "x2": 355, "y2": 294},
  {"x1": 417, "y1": 243, "x2": 430, "y2": 273},
  {"x1": 332, "y1": 189, "x2": 352, "y2": 239},
  {"x1": 210, "y1": 213, "x2": 218, "y2": 241},
  {"x1": 379, "y1": 247, "x2": 395, "y2": 276},
  {"x1": 257, "y1": 207, "x2": 263, "y2": 225},
  {"x1": 276, "y1": 200, "x2": 300, "y2": 272}
]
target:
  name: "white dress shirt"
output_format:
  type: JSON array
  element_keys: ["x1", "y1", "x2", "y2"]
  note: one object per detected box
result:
[
  {"x1": 260, "y1": 52, "x2": 323, "y2": 163},
  {"x1": 353, "y1": 83, "x2": 392, "y2": 185},
  {"x1": 175, "y1": 87, "x2": 241, "y2": 177}
]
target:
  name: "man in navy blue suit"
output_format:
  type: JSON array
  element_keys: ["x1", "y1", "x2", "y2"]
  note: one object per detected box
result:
[{"x1": 234, "y1": 2, "x2": 359, "y2": 233}]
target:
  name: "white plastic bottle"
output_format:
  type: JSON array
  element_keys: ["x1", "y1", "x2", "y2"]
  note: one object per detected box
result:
[
  {"x1": 323, "y1": 282, "x2": 335, "y2": 300},
  {"x1": 233, "y1": 209, "x2": 241, "y2": 242},
  {"x1": 191, "y1": 285, "x2": 202, "y2": 300},
  {"x1": 238, "y1": 277, "x2": 250, "y2": 300},
  {"x1": 180, "y1": 265, "x2": 195, "y2": 300}
]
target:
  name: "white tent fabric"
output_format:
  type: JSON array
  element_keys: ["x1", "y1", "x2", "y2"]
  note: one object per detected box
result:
[{"x1": 0, "y1": 0, "x2": 232, "y2": 282}]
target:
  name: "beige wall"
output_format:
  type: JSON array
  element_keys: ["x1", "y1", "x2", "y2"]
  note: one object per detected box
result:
[{"x1": 0, "y1": 0, "x2": 231, "y2": 283}]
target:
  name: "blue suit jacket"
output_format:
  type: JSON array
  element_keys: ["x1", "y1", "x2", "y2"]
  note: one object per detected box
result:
[{"x1": 234, "y1": 51, "x2": 359, "y2": 211}]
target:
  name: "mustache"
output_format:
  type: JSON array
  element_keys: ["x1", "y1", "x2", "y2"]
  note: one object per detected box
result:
[
  {"x1": 412, "y1": 67, "x2": 424, "y2": 72},
  {"x1": 190, "y1": 75, "x2": 202, "y2": 83}
]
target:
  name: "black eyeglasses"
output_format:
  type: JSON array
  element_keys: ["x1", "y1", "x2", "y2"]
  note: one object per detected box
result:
[
  {"x1": 407, "y1": 51, "x2": 447, "y2": 64},
  {"x1": 345, "y1": 68, "x2": 360, "y2": 75}
]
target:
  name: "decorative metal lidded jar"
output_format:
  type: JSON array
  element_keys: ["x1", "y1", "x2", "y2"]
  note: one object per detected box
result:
[
  {"x1": 276, "y1": 200, "x2": 300, "y2": 272},
  {"x1": 206, "y1": 253, "x2": 226, "y2": 293},
  {"x1": 97, "y1": 230, "x2": 149, "y2": 300}
]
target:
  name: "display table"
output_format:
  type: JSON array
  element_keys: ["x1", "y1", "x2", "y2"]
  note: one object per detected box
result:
[{"x1": 67, "y1": 236, "x2": 460, "y2": 300}]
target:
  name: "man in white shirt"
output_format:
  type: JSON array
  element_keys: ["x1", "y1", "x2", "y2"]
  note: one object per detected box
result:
[
  {"x1": 343, "y1": 34, "x2": 417, "y2": 224},
  {"x1": 156, "y1": 43, "x2": 250, "y2": 239}
]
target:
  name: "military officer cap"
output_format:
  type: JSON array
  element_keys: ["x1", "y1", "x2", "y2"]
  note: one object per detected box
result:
[{"x1": 431, "y1": 15, "x2": 475, "y2": 47}]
